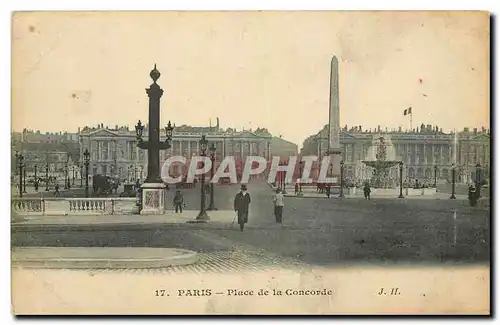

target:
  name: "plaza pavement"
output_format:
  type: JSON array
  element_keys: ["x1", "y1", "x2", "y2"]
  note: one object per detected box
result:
[{"x1": 12, "y1": 181, "x2": 490, "y2": 271}]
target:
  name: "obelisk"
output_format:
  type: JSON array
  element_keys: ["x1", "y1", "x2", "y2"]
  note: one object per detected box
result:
[{"x1": 327, "y1": 55, "x2": 342, "y2": 183}]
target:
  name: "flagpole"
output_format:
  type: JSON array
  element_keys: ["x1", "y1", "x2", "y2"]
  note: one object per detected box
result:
[{"x1": 410, "y1": 112, "x2": 413, "y2": 131}]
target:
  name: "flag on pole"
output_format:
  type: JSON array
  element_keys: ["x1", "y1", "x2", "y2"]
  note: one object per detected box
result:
[{"x1": 403, "y1": 107, "x2": 412, "y2": 116}]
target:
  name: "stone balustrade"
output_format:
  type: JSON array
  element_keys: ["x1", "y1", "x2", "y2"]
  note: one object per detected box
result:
[
  {"x1": 11, "y1": 198, "x2": 45, "y2": 216},
  {"x1": 11, "y1": 198, "x2": 138, "y2": 216}
]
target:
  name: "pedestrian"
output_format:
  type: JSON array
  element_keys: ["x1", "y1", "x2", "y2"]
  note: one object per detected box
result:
[
  {"x1": 363, "y1": 182, "x2": 371, "y2": 200},
  {"x1": 54, "y1": 183, "x2": 60, "y2": 197},
  {"x1": 173, "y1": 190, "x2": 184, "y2": 213},
  {"x1": 234, "y1": 184, "x2": 251, "y2": 232},
  {"x1": 273, "y1": 188, "x2": 285, "y2": 223},
  {"x1": 326, "y1": 185, "x2": 331, "y2": 198},
  {"x1": 34, "y1": 180, "x2": 39, "y2": 192},
  {"x1": 294, "y1": 182, "x2": 299, "y2": 195}
]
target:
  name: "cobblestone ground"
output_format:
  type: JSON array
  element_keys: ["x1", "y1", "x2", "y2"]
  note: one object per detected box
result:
[{"x1": 12, "y1": 180, "x2": 490, "y2": 273}]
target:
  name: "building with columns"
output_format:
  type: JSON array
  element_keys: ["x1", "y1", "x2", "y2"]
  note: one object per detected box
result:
[
  {"x1": 11, "y1": 130, "x2": 80, "y2": 180},
  {"x1": 78, "y1": 121, "x2": 276, "y2": 181},
  {"x1": 301, "y1": 123, "x2": 490, "y2": 185}
]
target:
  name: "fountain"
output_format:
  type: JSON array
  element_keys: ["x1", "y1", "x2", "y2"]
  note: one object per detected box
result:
[{"x1": 362, "y1": 136, "x2": 401, "y2": 188}]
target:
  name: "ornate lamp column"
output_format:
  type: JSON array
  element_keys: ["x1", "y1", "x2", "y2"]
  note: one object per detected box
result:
[
  {"x1": 84, "y1": 149, "x2": 90, "y2": 198},
  {"x1": 135, "y1": 65, "x2": 174, "y2": 214},
  {"x1": 22, "y1": 162, "x2": 27, "y2": 194},
  {"x1": 64, "y1": 162, "x2": 68, "y2": 190},
  {"x1": 339, "y1": 160, "x2": 345, "y2": 198},
  {"x1": 450, "y1": 164, "x2": 456, "y2": 199},
  {"x1": 45, "y1": 163, "x2": 49, "y2": 191},
  {"x1": 433, "y1": 165, "x2": 437, "y2": 188},
  {"x1": 475, "y1": 163, "x2": 481, "y2": 198},
  {"x1": 80, "y1": 164, "x2": 83, "y2": 187},
  {"x1": 15, "y1": 152, "x2": 23, "y2": 197},
  {"x1": 398, "y1": 161, "x2": 404, "y2": 198},
  {"x1": 207, "y1": 142, "x2": 218, "y2": 211},
  {"x1": 195, "y1": 135, "x2": 210, "y2": 221},
  {"x1": 299, "y1": 161, "x2": 304, "y2": 194},
  {"x1": 282, "y1": 161, "x2": 287, "y2": 194}
]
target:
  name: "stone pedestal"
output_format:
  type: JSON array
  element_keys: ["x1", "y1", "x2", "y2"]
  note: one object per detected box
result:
[{"x1": 140, "y1": 183, "x2": 166, "y2": 215}]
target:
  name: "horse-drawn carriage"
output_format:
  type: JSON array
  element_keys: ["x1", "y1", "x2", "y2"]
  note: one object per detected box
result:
[{"x1": 92, "y1": 175, "x2": 119, "y2": 196}]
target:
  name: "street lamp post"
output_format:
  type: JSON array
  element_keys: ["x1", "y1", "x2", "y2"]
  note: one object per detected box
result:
[
  {"x1": 475, "y1": 163, "x2": 481, "y2": 198},
  {"x1": 196, "y1": 135, "x2": 210, "y2": 221},
  {"x1": 64, "y1": 163, "x2": 68, "y2": 190},
  {"x1": 339, "y1": 160, "x2": 345, "y2": 198},
  {"x1": 282, "y1": 161, "x2": 286, "y2": 194},
  {"x1": 34, "y1": 165, "x2": 38, "y2": 192},
  {"x1": 398, "y1": 161, "x2": 404, "y2": 198},
  {"x1": 15, "y1": 152, "x2": 23, "y2": 197},
  {"x1": 207, "y1": 142, "x2": 218, "y2": 211},
  {"x1": 72, "y1": 166, "x2": 75, "y2": 185},
  {"x1": 45, "y1": 163, "x2": 49, "y2": 191},
  {"x1": 299, "y1": 161, "x2": 304, "y2": 194},
  {"x1": 134, "y1": 65, "x2": 174, "y2": 214},
  {"x1": 80, "y1": 164, "x2": 83, "y2": 187},
  {"x1": 23, "y1": 163, "x2": 27, "y2": 193},
  {"x1": 434, "y1": 165, "x2": 438, "y2": 188},
  {"x1": 84, "y1": 149, "x2": 90, "y2": 198},
  {"x1": 450, "y1": 164, "x2": 456, "y2": 199}
]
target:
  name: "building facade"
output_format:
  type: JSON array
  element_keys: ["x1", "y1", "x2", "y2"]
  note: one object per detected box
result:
[
  {"x1": 301, "y1": 123, "x2": 491, "y2": 185},
  {"x1": 270, "y1": 136, "x2": 299, "y2": 160},
  {"x1": 78, "y1": 122, "x2": 275, "y2": 181},
  {"x1": 11, "y1": 129, "x2": 80, "y2": 180}
]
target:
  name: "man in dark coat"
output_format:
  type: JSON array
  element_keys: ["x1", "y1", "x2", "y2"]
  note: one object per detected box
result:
[
  {"x1": 173, "y1": 190, "x2": 184, "y2": 213},
  {"x1": 234, "y1": 184, "x2": 251, "y2": 231},
  {"x1": 363, "y1": 182, "x2": 371, "y2": 200}
]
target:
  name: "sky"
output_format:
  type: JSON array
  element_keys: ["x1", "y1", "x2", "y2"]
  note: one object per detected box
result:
[{"x1": 11, "y1": 11, "x2": 490, "y2": 146}]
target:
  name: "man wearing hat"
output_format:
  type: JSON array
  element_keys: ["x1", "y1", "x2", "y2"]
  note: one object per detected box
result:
[{"x1": 234, "y1": 184, "x2": 252, "y2": 231}]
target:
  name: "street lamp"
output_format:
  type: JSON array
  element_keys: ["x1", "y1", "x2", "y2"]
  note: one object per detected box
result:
[
  {"x1": 135, "y1": 120, "x2": 144, "y2": 141},
  {"x1": 282, "y1": 161, "x2": 287, "y2": 194},
  {"x1": 339, "y1": 160, "x2": 345, "y2": 198},
  {"x1": 14, "y1": 152, "x2": 23, "y2": 197},
  {"x1": 45, "y1": 163, "x2": 49, "y2": 191},
  {"x1": 34, "y1": 165, "x2": 38, "y2": 192},
  {"x1": 299, "y1": 161, "x2": 304, "y2": 194},
  {"x1": 84, "y1": 149, "x2": 90, "y2": 198},
  {"x1": 434, "y1": 165, "x2": 438, "y2": 188},
  {"x1": 450, "y1": 164, "x2": 456, "y2": 199},
  {"x1": 165, "y1": 120, "x2": 174, "y2": 141},
  {"x1": 80, "y1": 164, "x2": 83, "y2": 187},
  {"x1": 207, "y1": 142, "x2": 218, "y2": 211},
  {"x1": 196, "y1": 135, "x2": 209, "y2": 221},
  {"x1": 398, "y1": 161, "x2": 404, "y2": 198},
  {"x1": 22, "y1": 162, "x2": 27, "y2": 194},
  {"x1": 475, "y1": 163, "x2": 481, "y2": 198},
  {"x1": 64, "y1": 163, "x2": 68, "y2": 190}
]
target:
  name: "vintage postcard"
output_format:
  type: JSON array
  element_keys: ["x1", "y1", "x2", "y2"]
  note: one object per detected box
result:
[{"x1": 10, "y1": 11, "x2": 490, "y2": 315}]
